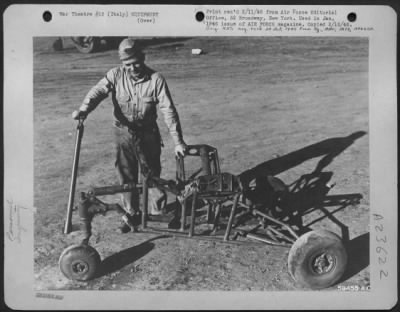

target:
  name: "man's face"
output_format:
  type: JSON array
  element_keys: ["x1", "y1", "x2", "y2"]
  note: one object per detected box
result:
[{"x1": 123, "y1": 58, "x2": 145, "y2": 80}]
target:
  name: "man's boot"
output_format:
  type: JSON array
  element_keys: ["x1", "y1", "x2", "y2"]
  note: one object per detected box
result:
[{"x1": 118, "y1": 211, "x2": 142, "y2": 233}]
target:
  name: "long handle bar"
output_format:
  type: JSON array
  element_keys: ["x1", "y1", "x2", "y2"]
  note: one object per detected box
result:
[{"x1": 63, "y1": 116, "x2": 85, "y2": 234}]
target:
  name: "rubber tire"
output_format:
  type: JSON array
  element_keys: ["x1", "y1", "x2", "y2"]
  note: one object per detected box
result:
[
  {"x1": 59, "y1": 244, "x2": 101, "y2": 281},
  {"x1": 288, "y1": 230, "x2": 347, "y2": 289},
  {"x1": 52, "y1": 38, "x2": 63, "y2": 51},
  {"x1": 72, "y1": 37, "x2": 100, "y2": 53}
]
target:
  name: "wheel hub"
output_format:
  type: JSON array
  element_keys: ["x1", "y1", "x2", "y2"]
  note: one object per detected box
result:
[
  {"x1": 72, "y1": 260, "x2": 89, "y2": 274},
  {"x1": 79, "y1": 37, "x2": 92, "y2": 47},
  {"x1": 311, "y1": 253, "x2": 335, "y2": 274}
]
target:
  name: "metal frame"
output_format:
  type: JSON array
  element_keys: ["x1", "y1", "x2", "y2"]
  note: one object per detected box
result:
[{"x1": 72, "y1": 144, "x2": 299, "y2": 248}]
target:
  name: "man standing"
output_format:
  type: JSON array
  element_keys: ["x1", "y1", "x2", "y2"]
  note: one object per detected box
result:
[{"x1": 74, "y1": 38, "x2": 187, "y2": 233}]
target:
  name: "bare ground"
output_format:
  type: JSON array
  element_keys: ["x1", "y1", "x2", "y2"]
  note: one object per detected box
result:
[{"x1": 33, "y1": 36, "x2": 370, "y2": 291}]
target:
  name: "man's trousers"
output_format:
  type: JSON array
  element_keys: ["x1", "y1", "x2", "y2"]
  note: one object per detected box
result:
[{"x1": 114, "y1": 125, "x2": 166, "y2": 215}]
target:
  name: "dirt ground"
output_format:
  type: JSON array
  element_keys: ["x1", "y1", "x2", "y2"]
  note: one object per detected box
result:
[{"x1": 33, "y1": 36, "x2": 370, "y2": 291}]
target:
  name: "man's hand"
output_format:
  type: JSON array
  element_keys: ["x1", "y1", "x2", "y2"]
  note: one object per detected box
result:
[
  {"x1": 72, "y1": 110, "x2": 88, "y2": 120},
  {"x1": 175, "y1": 143, "x2": 187, "y2": 157}
]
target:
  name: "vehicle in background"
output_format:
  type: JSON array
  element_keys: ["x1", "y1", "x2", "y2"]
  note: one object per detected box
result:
[
  {"x1": 53, "y1": 37, "x2": 122, "y2": 53},
  {"x1": 70, "y1": 37, "x2": 102, "y2": 53}
]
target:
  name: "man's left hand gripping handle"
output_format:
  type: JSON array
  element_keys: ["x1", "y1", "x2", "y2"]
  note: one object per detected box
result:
[{"x1": 72, "y1": 110, "x2": 88, "y2": 120}]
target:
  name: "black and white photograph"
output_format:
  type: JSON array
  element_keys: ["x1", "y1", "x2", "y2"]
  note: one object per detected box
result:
[
  {"x1": 33, "y1": 35, "x2": 370, "y2": 292},
  {"x1": 4, "y1": 4, "x2": 397, "y2": 310}
]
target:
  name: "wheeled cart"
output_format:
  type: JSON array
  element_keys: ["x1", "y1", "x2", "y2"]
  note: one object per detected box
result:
[{"x1": 59, "y1": 116, "x2": 348, "y2": 290}]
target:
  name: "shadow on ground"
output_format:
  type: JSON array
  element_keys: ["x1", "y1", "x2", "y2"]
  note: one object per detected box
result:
[
  {"x1": 96, "y1": 235, "x2": 169, "y2": 278},
  {"x1": 281, "y1": 171, "x2": 363, "y2": 240},
  {"x1": 341, "y1": 232, "x2": 370, "y2": 282},
  {"x1": 238, "y1": 131, "x2": 367, "y2": 235},
  {"x1": 239, "y1": 131, "x2": 366, "y2": 184}
]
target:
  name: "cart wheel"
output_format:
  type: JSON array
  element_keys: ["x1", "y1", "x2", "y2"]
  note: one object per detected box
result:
[
  {"x1": 288, "y1": 230, "x2": 347, "y2": 289},
  {"x1": 59, "y1": 244, "x2": 101, "y2": 281},
  {"x1": 71, "y1": 37, "x2": 100, "y2": 53}
]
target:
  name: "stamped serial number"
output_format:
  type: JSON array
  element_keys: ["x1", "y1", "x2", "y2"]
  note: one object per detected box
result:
[
  {"x1": 374, "y1": 213, "x2": 389, "y2": 280},
  {"x1": 337, "y1": 285, "x2": 370, "y2": 291}
]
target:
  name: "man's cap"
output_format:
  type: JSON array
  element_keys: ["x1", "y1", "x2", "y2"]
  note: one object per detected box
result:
[{"x1": 118, "y1": 38, "x2": 143, "y2": 61}]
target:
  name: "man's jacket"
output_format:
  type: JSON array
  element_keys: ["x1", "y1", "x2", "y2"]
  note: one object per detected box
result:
[{"x1": 80, "y1": 65, "x2": 184, "y2": 146}]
